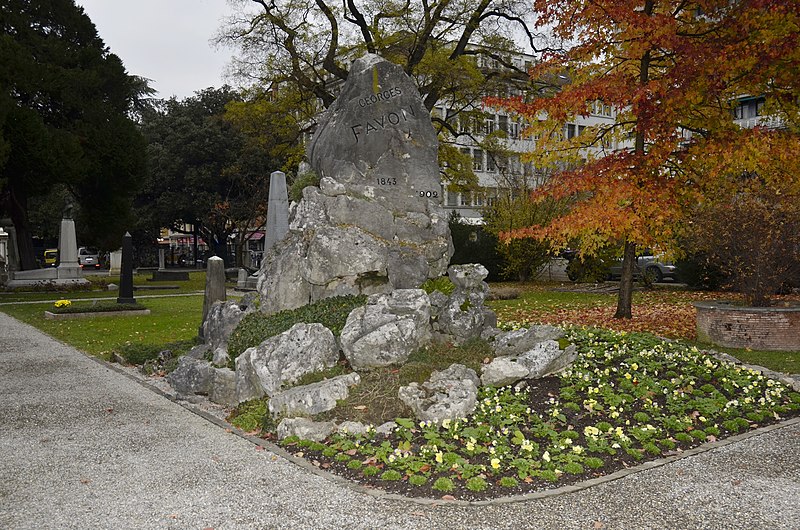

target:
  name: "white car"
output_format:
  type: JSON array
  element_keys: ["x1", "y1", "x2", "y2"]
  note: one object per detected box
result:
[{"x1": 78, "y1": 246, "x2": 101, "y2": 269}]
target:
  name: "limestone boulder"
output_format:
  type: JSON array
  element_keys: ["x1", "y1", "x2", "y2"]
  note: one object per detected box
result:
[
  {"x1": 209, "y1": 367, "x2": 238, "y2": 407},
  {"x1": 436, "y1": 264, "x2": 496, "y2": 343},
  {"x1": 276, "y1": 418, "x2": 337, "y2": 442},
  {"x1": 481, "y1": 339, "x2": 578, "y2": 386},
  {"x1": 268, "y1": 373, "x2": 361, "y2": 417},
  {"x1": 517, "y1": 340, "x2": 578, "y2": 378},
  {"x1": 480, "y1": 357, "x2": 530, "y2": 387},
  {"x1": 203, "y1": 299, "x2": 253, "y2": 367},
  {"x1": 166, "y1": 357, "x2": 212, "y2": 396},
  {"x1": 398, "y1": 364, "x2": 479, "y2": 423},
  {"x1": 340, "y1": 289, "x2": 432, "y2": 370},
  {"x1": 234, "y1": 323, "x2": 339, "y2": 402},
  {"x1": 492, "y1": 325, "x2": 565, "y2": 357},
  {"x1": 336, "y1": 421, "x2": 370, "y2": 436}
]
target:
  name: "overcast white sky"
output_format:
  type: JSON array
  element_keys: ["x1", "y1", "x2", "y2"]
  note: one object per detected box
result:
[{"x1": 76, "y1": 0, "x2": 236, "y2": 100}]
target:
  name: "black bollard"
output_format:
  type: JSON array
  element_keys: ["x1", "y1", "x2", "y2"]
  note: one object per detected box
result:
[{"x1": 117, "y1": 232, "x2": 135, "y2": 304}]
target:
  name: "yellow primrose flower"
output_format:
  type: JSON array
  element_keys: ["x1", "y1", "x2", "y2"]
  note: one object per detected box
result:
[
  {"x1": 490, "y1": 458, "x2": 501, "y2": 469},
  {"x1": 435, "y1": 452, "x2": 443, "y2": 464}
]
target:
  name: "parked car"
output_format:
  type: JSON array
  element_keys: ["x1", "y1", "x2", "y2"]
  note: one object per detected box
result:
[
  {"x1": 608, "y1": 252, "x2": 677, "y2": 282},
  {"x1": 78, "y1": 246, "x2": 101, "y2": 269},
  {"x1": 43, "y1": 248, "x2": 58, "y2": 268}
]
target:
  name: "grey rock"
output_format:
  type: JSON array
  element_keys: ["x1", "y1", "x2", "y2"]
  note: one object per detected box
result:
[
  {"x1": 268, "y1": 373, "x2": 361, "y2": 417},
  {"x1": 185, "y1": 344, "x2": 210, "y2": 360},
  {"x1": 516, "y1": 340, "x2": 578, "y2": 378},
  {"x1": 308, "y1": 54, "x2": 442, "y2": 214},
  {"x1": 255, "y1": 54, "x2": 453, "y2": 314},
  {"x1": 436, "y1": 263, "x2": 494, "y2": 343},
  {"x1": 234, "y1": 323, "x2": 339, "y2": 402},
  {"x1": 340, "y1": 289, "x2": 431, "y2": 370},
  {"x1": 398, "y1": 363, "x2": 479, "y2": 422},
  {"x1": 492, "y1": 325, "x2": 565, "y2": 357},
  {"x1": 336, "y1": 421, "x2": 370, "y2": 436},
  {"x1": 276, "y1": 417, "x2": 337, "y2": 442},
  {"x1": 166, "y1": 357, "x2": 212, "y2": 396},
  {"x1": 427, "y1": 290, "x2": 449, "y2": 320},
  {"x1": 304, "y1": 225, "x2": 388, "y2": 285},
  {"x1": 238, "y1": 291, "x2": 259, "y2": 311},
  {"x1": 375, "y1": 421, "x2": 397, "y2": 436},
  {"x1": 480, "y1": 357, "x2": 530, "y2": 387},
  {"x1": 257, "y1": 235, "x2": 313, "y2": 314},
  {"x1": 203, "y1": 300, "x2": 251, "y2": 367},
  {"x1": 448, "y1": 263, "x2": 489, "y2": 289},
  {"x1": 209, "y1": 367, "x2": 238, "y2": 407},
  {"x1": 437, "y1": 290, "x2": 488, "y2": 343}
]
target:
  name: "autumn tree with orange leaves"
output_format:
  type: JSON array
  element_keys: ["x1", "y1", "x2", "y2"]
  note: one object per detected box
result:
[{"x1": 488, "y1": 0, "x2": 800, "y2": 317}]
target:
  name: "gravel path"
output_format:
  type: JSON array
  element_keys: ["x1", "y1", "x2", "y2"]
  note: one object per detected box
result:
[{"x1": 1, "y1": 311, "x2": 798, "y2": 529}]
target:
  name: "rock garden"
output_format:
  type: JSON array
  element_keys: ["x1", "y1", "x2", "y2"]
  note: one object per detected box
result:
[{"x1": 160, "y1": 263, "x2": 800, "y2": 501}]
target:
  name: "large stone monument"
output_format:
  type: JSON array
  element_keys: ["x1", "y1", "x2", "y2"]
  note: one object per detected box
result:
[
  {"x1": 7, "y1": 206, "x2": 88, "y2": 287},
  {"x1": 257, "y1": 54, "x2": 453, "y2": 313}
]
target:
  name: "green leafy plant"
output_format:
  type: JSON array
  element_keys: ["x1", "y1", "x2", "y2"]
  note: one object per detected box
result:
[{"x1": 227, "y1": 294, "x2": 367, "y2": 367}]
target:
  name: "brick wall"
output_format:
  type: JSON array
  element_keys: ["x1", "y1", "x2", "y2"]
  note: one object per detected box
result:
[{"x1": 695, "y1": 302, "x2": 800, "y2": 351}]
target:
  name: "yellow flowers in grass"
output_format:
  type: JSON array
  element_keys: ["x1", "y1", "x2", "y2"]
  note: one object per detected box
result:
[{"x1": 54, "y1": 299, "x2": 71, "y2": 309}]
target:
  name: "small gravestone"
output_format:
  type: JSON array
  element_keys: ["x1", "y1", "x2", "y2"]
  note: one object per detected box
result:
[
  {"x1": 257, "y1": 54, "x2": 453, "y2": 313},
  {"x1": 200, "y1": 256, "x2": 226, "y2": 337},
  {"x1": 108, "y1": 249, "x2": 122, "y2": 276},
  {"x1": 265, "y1": 170, "x2": 289, "y2": 253}
]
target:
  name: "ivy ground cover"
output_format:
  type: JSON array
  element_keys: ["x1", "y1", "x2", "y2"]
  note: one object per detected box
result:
[{"x1": 277, "y1": 328, "x2": 800, "y2": 501}]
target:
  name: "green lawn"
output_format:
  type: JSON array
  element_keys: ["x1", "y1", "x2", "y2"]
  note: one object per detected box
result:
[
  {"x1": 0, "y1": 270, "x2": 209, "y2": 303},
  {"x1": 0, "y1": 295, "x2": 203, "y2": 359}
]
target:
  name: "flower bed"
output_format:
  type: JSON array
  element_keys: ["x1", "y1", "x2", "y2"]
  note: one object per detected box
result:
[
  {"x1": 275, "y1": 328, "x2": 800, "y2": 500},
  {"x1": 44, "y1": 300, "x2": 149, "y2": 320}
]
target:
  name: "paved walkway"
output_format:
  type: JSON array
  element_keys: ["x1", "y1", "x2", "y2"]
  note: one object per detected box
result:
[{"x1": 1, "y1": 311, "x2": 799, "y2": 529}]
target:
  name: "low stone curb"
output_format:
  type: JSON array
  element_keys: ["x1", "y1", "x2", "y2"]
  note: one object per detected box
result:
[
  {"x1": 91, "y1": 349, "x2": 800, "y2": 507},
  {"x1": 43, "y1": 309, "x2": 151, "y2": 320}
]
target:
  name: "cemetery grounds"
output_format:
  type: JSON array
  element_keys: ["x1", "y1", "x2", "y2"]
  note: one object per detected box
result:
[{"x1": 1, "y1": 276, "x2": 798, "y2": 500}]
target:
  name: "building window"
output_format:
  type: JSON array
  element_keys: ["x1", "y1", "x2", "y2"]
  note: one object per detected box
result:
[
  {"x1": 566, "y1": 123, "x2": 577, "y2": 139},
  {"x1": 446, "y1": 190, "x2": 458, "y2": 206},
  {"x1": 460, "y1": 192, "x2": 471, "y2": 206},
  {"x1": 487, "y1": 153, "x2": 497, "y2": 172},
  {"x1": 473, "y1": 149, "x2": 483, "y2": 171},
  {"x1": 484, "y1": 117, "x2": 496, "y2": 134},
  {"x1": 498, "y1": 115, "x2": 508, "y2": 134}
]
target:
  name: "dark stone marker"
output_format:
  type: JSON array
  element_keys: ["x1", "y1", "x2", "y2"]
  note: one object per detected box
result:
[{"x1": 117, "y1": 232, "x2": 135, "y2": 304}]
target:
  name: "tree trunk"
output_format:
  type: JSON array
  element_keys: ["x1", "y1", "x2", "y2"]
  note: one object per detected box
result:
[
  {"x1": 615, "y1": 240, "x2": 637, "y2": 319},
  {"x1": 6, "y1": 187, "x2": 38, "y2": 270}
]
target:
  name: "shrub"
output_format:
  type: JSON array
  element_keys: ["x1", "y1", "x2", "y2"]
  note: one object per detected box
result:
[
  {"x1": 465, "y1": 476, "x2": 489, "y2": 492},
  {"x1": 114, "y1": 338, "x2": 197, "y2": 366},
  {"x1": 432, "y1": 477, "x2": 455, "y2": 492},
  {"x1": 421, "y1": 276, "x2": 455, "y2": 296},
  {"x1": 227, "y1": 294, "x2": 367, "y2": 367},
  {"x1": 228, "y1": 399, "x2": 268, "y2": 432},
  {"x1": 408, "y1": 474, "x2": 427, "y2": 487},
  {"x1": 288, "y1": 170, "x2": 320, "y2": 202},
  {"x1": 498, "y1": 476, "x2": 519, "y2": 488},
  {"x1": 380, "y1": 470, "x2": 403, "y2": 481}
]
